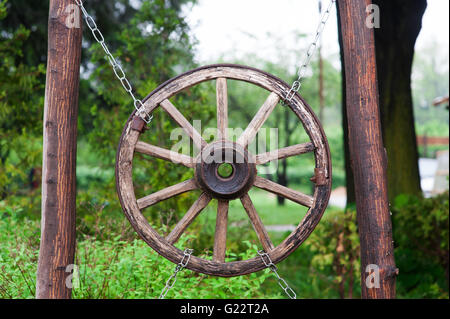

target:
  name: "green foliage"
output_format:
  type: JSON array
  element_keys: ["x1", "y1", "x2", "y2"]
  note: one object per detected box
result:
[
  {"x1": 0, "y1": 0, "x2": 210, "y2": 224},
  {"x1": 412, "y1": 40, "x2": 449, "y2": 138},
  {"x1": 267, "y1": 193, "x2": 449, "y2": 299},
  {"x1": 0, "y1": 0, "x2": 45, "y2": 201},
  {"x1": 0, "y1": 0, "x2": 45, "y2": 138},
  {"x1": 73, "y1": 0, "x2": 215, "y2": 227},
  {"x1": 0, "y1": 135, "x2": 42, "y2": 215},
  {"x1": 268, "y1": 208, "x2": 361, "y2": 299},
  {"x1": 72, "y1": 236, "x2": 274, "y2": 299},
  {"x1": 392, "y1": 192, "x2": 449, "y2": 298},
  {"x1": 308, "y1": 209, "x2": 361, "y2": 298},
  {"x1": 2, "y1": 193, "x2": 449, "y2": 299},
  {"x1": 1, "y1": 0, "x2": 448, "y2": 300},
  {"x1": 0, "y1": 1, "x2": 6, "y2": 20},
  {"x1": 0, "y1": 206, "x2": 274, "y2": 299}
]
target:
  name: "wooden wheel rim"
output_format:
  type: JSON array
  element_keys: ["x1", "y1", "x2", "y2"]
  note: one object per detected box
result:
[{"x1": 116, "y1": 64, "x2": 332, "y2": 277}]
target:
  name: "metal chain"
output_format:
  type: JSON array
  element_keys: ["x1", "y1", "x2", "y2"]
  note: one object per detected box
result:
[
  {"x1": 257, "y1": 250, "x2": 297, "y2": 299},
  {"x1": 73, "y1": 0, "x2": 153, "y2": 124},
  {"x1": 284, "y1": 0, "x2": 336, "y2": 103},
  {"x1": 159, "y1": 248, "x2": 194, "y2": 299}
]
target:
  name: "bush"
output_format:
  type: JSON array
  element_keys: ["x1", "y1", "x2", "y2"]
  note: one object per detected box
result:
[
  {"x1": 392, "y1": 192, "x2": 449, "y2": 298},
  {"x1": 308, "y1": 208, "x2": 361, "y2": 299},
  {"x1": 272, "y1": 192, "x2": 449, "y2": 300},
  {"x1": 265, "y1": 208, "x2": 361, "y2": 299}
]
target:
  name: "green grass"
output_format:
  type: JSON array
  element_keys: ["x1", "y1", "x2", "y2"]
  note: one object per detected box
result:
[
  {"x1": 190, "y1": 186, "x2": 343, "y2": 257},
  {"x1": 231, "y1": 188, "x2": 309, "y2": 225},
  {"x1": 200, "y1": 186, "x2": 339, "y2": 227},
  {"x1": 2, "y1": 192, "x2": 447, "y2": 299},
  {"x1": 0, "y1": 211, "x2": 279, "y2": 299}
]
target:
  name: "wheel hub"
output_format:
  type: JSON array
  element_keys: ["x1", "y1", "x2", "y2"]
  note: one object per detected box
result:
[{"x1": 195, "y1": 141, "x2": 256, "y2": 200}]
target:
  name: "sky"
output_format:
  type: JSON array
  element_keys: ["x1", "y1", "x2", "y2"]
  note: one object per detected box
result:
[{"x1": 185, "y1": 0, "x2": 449, "y2": 67}]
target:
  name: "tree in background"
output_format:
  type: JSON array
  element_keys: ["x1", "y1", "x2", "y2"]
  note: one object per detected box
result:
[
  {"x1": 339, "y1": 0, "x2": 427, "y2": 205},
  {"x1": 224, "y1": 53, "x2": 341, "y2": 206},
  {"x1": 0, "y1": 0, "x2": 45, "y2": 201},
  {"x1": 373, "y1": 0, "x2": 427, "y2": 202},
  {"x1": 412, "y1": 40, "x2": 449, "y2": 142},
  {"x1": 0, "y1": 0, "x2": 207, "y2": 223}
]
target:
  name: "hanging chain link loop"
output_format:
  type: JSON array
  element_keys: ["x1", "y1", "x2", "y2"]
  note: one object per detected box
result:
[
  {"x1": 159, "y1": 249, "x2": 194, "y2": 299},
  {"x1": 257, "y1": 250, "x2": 297, "y2": 299},
  {"x1": 74, "y1": 0, "x2": 153, "y2": 124},
  {"x1": 283, "y1": 0, "x2": 336, "y2": 105}
]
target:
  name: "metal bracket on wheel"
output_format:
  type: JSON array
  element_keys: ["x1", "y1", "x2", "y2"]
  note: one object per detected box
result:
[
  {"x1": 310, "y1": 168, "x2": 327, "y2": 186},
  {"x1": 131, "y1": 115, "x2": 147, "y2": 133}
]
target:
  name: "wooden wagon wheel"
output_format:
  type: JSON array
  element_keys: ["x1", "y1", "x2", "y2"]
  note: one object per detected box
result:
[{"x1": 116, "y1": 64, "x2": 332, "y2": 277}]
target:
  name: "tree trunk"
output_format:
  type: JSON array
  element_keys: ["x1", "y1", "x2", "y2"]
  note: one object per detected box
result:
[
  {"x1": 276, "y1": 108, "x2": 295, "y2": 205},
  {"x1": 36, "y1": 0, "x2": 82, "y2": 299},
  {"x1": 373, "y1": 0, "x2": 426, "y2": 202},
  {"x1": 338, "y1": 0, "x2": 398, "y2": 299},
  {"x1": 276, "y1": 159, "x2": 287, "y2": 205}
]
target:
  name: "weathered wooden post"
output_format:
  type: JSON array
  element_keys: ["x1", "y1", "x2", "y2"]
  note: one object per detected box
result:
[
  {"x1": 36, "y1": 0, "x2": 82, "y2": 299},
  {"x1": 338, "y1": 0, "x2": 398, "y2": 298}
]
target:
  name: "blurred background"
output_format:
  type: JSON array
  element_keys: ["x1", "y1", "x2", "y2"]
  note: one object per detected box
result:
[{"x1": 0, "y1": 0, "x2": 448, "y2": 299}]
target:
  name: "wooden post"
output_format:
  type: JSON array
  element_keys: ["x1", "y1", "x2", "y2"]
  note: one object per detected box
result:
[
  {"x1": 36, "y1": 0, "x2": 82, "y2": 299},
  {"x1": 338, "y1": 0, "x2": 398, "y2": 298}
]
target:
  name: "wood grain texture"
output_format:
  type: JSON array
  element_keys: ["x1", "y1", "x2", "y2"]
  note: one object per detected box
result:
[
  {"x1": 255, "y1": 142, "x2": 315, "y2": 165},
  {"x1": 213, "y1": 200, "x2": 229, "y2": 262},
  {"x1": 254, "y1": 176, "x2": 314, "y2": 208},
  {"x1": 116, "y1": 64, "x2": 332, "y2": 277},
  {"x1": 137, "y1": 179, "x2": 197, "y2": 210},
  {"x1": 338, "y1": 0, "x2": 397, "y2": 299},
  {"x1": 237, "y1": 92, "x2": 280, "y2": 148},
  {"x1": 166, "y1": 193, "x2": 212, "y2": 244},
  {"x1": 216, "y1": 78, "x2": 228, "y2": 140},
  {"x1": 135, "y1": 141, "x2": 195, "y2": 168},
  {"x1": 160, "y1": 99, "x2": 207, "y2": 150},
  {"x1": 240, "y1": 193, "x2": 274, "y2": 252},
  {"x1": 37, "y1": 0, "x2": 83, "y2": 299}
]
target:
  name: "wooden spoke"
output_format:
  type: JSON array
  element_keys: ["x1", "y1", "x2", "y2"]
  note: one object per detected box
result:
[
  {"x1": 160, "y1": 99, "x2": 207, "y2": 150},
  {"x1": 166, "y1": 193, "x2": 212, "y2": 244},
  {"x1": 255, "y1": 142, "x2": 315, "y2": 165},
  {"x1": 240, "y1": 193, "x2": 274, "y2": 252},
  {"x1": 137, "y1": 179, "x2": 197, "y2": 210},
  {"x1": 254, "y1": 176, "x2": 314, "y2": 208},
  {"x1": 213, "y1": 200, "x2": 229, "y2": 262},
  {"x1": 237, "y1": 92, "x2": 280, "y2": 148},
  {"x1": 216, "y1": 78, "x2": 228, "y2": 140},
  {"x1": 135, "y1": 141, "x2": 195, "y2": 168}
]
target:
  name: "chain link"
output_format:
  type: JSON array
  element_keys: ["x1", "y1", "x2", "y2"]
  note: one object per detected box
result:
[
  {"x1": 159, "y1": 249, "x2": 194, "y2": 299},
  {"x1": 257, "y1": 250, "x2": 297, "y2": 299},
  {"x1": 74, "y1": 0, "x2": 153, "y2": 123},
  {"x1": 284, "y1": 0, "x2": 336, "y2": 104}
]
